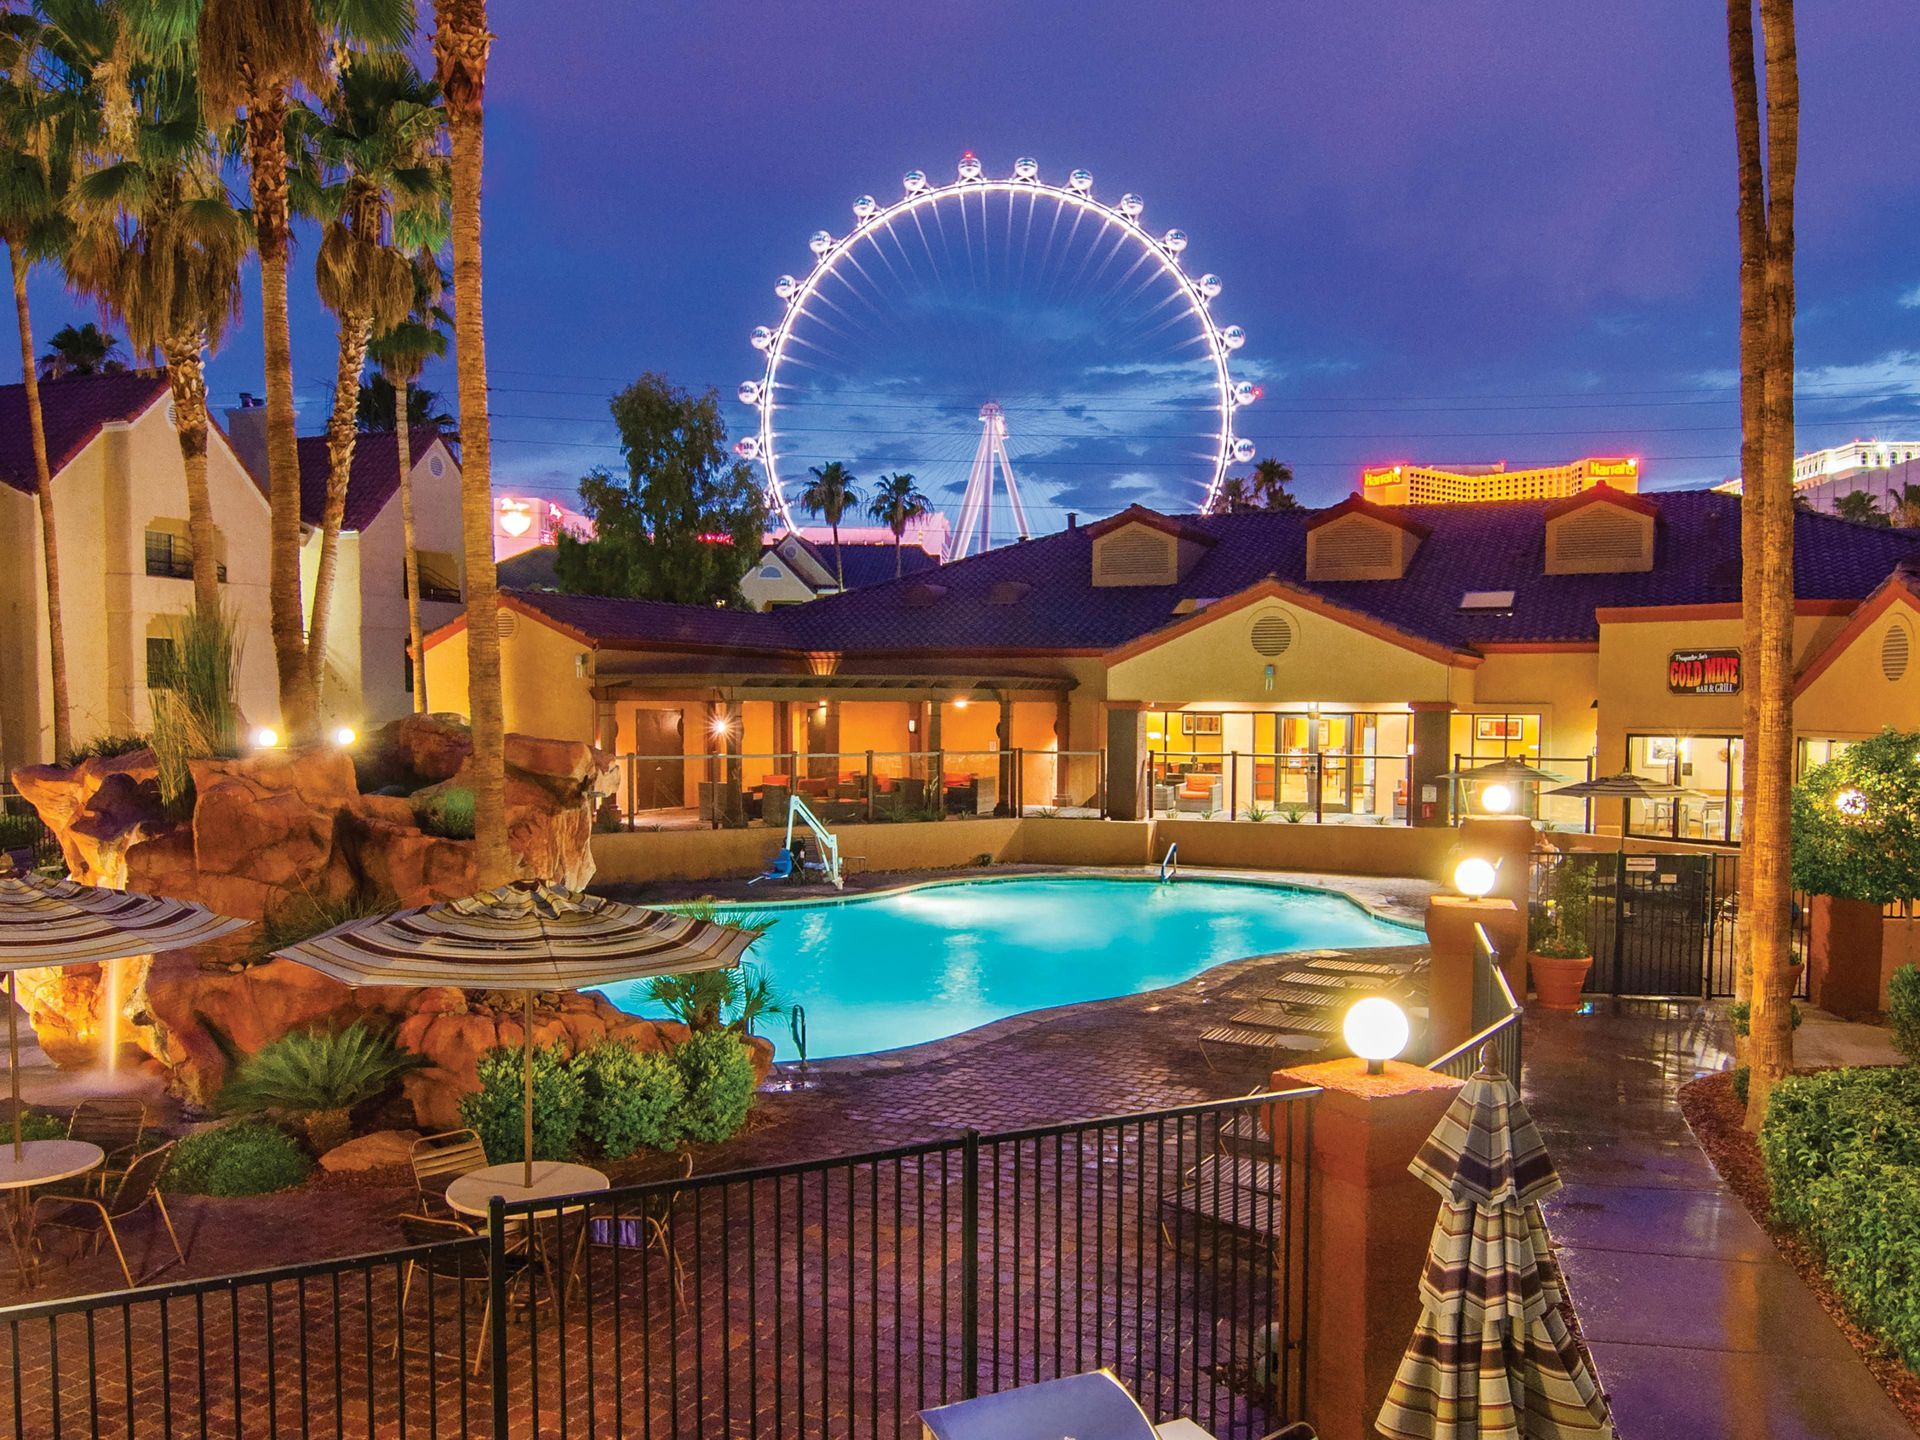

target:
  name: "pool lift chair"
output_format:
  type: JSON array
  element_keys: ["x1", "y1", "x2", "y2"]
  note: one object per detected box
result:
[{"x1": 748, "y1": 794, "x2": 843, "y2": 889}]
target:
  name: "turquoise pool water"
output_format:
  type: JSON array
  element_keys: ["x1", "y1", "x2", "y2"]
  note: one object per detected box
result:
[{"x1": 597, "y1": 877, "x2": 1417, "y2": 1062}]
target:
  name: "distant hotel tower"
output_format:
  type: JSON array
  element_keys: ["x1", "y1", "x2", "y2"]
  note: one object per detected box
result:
[{"x1": 1361, "y1": 456, "x2": 1640, "y2": 505}]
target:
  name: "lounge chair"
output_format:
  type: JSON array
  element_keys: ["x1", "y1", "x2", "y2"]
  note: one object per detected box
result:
[{"x1": 31, "y1": 1141, "x2": 184, "y2": 1287}]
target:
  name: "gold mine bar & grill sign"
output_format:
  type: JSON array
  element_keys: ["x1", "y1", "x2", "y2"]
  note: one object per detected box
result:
[{"x1": 1668, "y1": 648, "x2": 1742, "y2": 695}]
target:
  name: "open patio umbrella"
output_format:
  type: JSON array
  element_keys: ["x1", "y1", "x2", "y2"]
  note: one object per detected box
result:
[
  {"x1": 1543, "y1": 771, "x2": 1697, "y2": 851},
  {"x1": 272, "y1": 880, "x2": 755, "y2": 1186},
  {"x1": 0, "y1": 866, "x2": 249, "y2": 1158},
  {"x1": 1376, "y1": 1050, "x2": 1613, "y2": 1440},
  {"x1": 1439, "y1": 760, "x2": 1570, "y2": 785}
]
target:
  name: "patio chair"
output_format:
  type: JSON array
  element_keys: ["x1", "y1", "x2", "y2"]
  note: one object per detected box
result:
[
  {"x1": 410, "y1": 1128, "x2": 489, "y2": 1215},
  {"x1": 1175, "y1": 777, "x2": 1221, "y2": 814},
  {"x1": 30, "y1": 1141, "x2": 184, "y2": 1288},
  {"x1": 67, "y1": 1098, "x2": 150, "y2": 1192},
  {"x1": 392, "y1": 1214, "x2": 533, "y2": 1375}
]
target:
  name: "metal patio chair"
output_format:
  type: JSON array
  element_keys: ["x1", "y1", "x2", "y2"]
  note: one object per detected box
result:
[
  {"x1": 410, "y1": 1128, "x2": 489, "y2": 1216},
  {"x1": 30, "y1": 1140, "x2": 184, "y2": 1288},
  {"x1": 392, "y1": 1214, "x2": 533, "y2": 1375},
  {"x1": 67, "y1": 1097, "x2": 150, "y2": 1194}
]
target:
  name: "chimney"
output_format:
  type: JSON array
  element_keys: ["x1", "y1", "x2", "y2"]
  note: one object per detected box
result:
[
  {"x1": 1066, "y1": 512, "x2": 1078, "y2": 530},
  {"x1": 223, "y1": 394, "x2": 269, "y2": 483}
]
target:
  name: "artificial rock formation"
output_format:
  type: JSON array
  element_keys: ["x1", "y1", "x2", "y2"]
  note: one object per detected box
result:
[{"x1": 11, "y1": 716, "x2": 622, "y2": 1113}]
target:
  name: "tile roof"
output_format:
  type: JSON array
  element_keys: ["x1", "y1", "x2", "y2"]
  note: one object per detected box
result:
[
  {"x1": 0, "y1": 371, "x2": 170, "y2": 494},
  {"x1": 503, "y1": 589, "x2": 789, "y2": 654},
  {"x1": 291, "y1": 428, "x2": 452, "y2": 531},
  {"x1": 502, "y1": 490, "x2": 1920, "y2": 660}
]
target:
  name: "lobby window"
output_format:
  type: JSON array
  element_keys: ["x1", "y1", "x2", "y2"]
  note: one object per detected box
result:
[
  {"x1": 1449, "y1": 712, "x2": 1541, "y2": 763},
  {"x1": 144, "y1": 524, "x2": 226, "y2": 582},
  {"x1": 1626, "y1": 734, "x2": 1742, "y2": 843}
]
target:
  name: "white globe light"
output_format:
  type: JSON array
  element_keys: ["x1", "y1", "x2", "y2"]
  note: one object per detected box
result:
[
  {"x1": 734, "y1": 437, "x2": 760, "y2": 460},
  {"x1": 852, "y1": 194, "x2": 878, "y2": 220},
  {"x1": 903, "y1": 168, "x2": 928, "y2": 193},
  {"x1": 738, "y1": 381, "x2": 762, "y2": 406},
  {"x1": 332, "y1": 726, "x2": 356, "y2": 747},
  {"x1": 1343, "y1": 997, "x2": 1410, "y2": 1073},
  {"x1": 251, "y1": 726, "x2": 280, "y2": 749},
  {"x1": 1162, "y1": 228, "x2": 1188, "y2": 253},
  {"x1": 1068, "y1": 168, "x2": 1093, "y2": 193},
  {"x1": 1453, "y1": 856, "x2": 1498, "y2": 899},
  {"x1": 1198, "y1": 273, "x2": 1222, "y2": 299},
  {"x1": 1013, "y1": 155, "x2": 1039, "y2": 181},
  {"x1": 774, "y1": 274, "x2": 799, "y2": 300},
  {"x1": 1232, "y1": 380, "x2": 1259, "y2": 406},
  {"x1": 1481, "y1": 783, "x2": 1515, "y2": 814},
  {"x1": 1119, "y1": 192, "x2": 1144, "y2": 218},
  {"x1": 1835, "y1": 787, "x2": 1869, "y2": 818},
  {"x1": 1220, "y1": 324, "x2": 1246, "y2": 350},
  {"x1": 808, "y1": 230, "x2": 834, "y2": 255},
  {"x1": 1231, "y1": 437, "x2": 1257, "y2": 463},
  {"x1": 957, "y1": 152, "x2": 983, "y2": 182},
  {"x1": 749, "y1": 325, "x2": 774, "y2": 351}
]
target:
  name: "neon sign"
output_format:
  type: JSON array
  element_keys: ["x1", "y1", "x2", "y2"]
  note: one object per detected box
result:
[
  {"x1": 1589, "y1": 457, "x2": 1638, "y2": 480},
  {"x1": 1668, "y1": 649, "x2": 1741, "y2": 695}
]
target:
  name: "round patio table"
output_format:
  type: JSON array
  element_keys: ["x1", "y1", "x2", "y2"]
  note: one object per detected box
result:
[
  {"x1": 0, "y1": 1140, "x2": 104, "y2": 1285},
  {"x1": 444, "y1": 1161, "x2": 608, "y2": 1219}
]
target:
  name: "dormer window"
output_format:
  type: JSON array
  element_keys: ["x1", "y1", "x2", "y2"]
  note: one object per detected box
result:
[
  {"x1": 1086, "y1": 506, "x2": 1215, "y2": 588},
  {"x1": 1304, "y1": 496, "x2": 1428, "y2": 582},
  {"x1": 1543, "y1": 486, "x2": 1656, "y2": 575}
]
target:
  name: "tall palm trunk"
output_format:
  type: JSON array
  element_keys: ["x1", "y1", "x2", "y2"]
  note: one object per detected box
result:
[
  {"x1": 247, "y1": 93, "x2": 317, "y2": 743},
  {"x1": 1728, "y1": 0, "x2": 1767, "y2": 1033},
  {"x1": 161, "y1": 337, "x2": 221, "y2": 622},
  {"x1": 1745, "y1": 0, "x2": 1800, "y2": 1128},
  {"x1": 396, "y1": 382, "x2": 426, "y2": 711},
  {"x1": 893, "y1": 525, "x2": 903, "y2": 578},
  {"x1": 436, "y1": 0, "x2": 510, "y2": 887},
  {"x1": 831, "y1": 517, "x2": 844, "y2": 588},
  {"x1": 10, "y1": 246, "x2": 70, "y2": 760},
  {"x1": 306, "y1": 308, "x2": 373, "y2": 706}
]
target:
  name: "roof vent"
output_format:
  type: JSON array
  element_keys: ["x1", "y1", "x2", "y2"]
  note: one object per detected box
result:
[
  {"x1": 1883, "y1": 619, "x2": 1911, "y2": 682},
  {"x1": 1250, "y1": 609, "x2": 1296, "y2": 658},
  {"x1": 986, "y1": 581, "x2": 1032, "y2": 606},
  {"x1": 1460, "y1": 589, "x2": 1516, "y2": 612},
  {"x1": 902, "y1": 582, "x2": 948, "y2": 609},
  {"x1": 497, "y1": 610, "x2": 517, "y2": 640}
]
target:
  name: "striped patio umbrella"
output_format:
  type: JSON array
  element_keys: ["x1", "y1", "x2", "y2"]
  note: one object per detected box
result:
[
  {"x1": 1439, "y1": 760, "x2": 1570, "y2": 785},
  {"x1": 273, "y1": 880, "x2": 755, "y2": 1185},
  {"x1": 1377, "y1": 1053, "x2": 1614, "y2": 1440},
  {"x1": 0, "y1": 867, "x2": 250, "y2": 1157}
]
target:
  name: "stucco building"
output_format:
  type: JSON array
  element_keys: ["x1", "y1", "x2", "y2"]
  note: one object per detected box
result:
[{"x1": 1361, "y1": 456, "x2": 1640, "y2": 506}]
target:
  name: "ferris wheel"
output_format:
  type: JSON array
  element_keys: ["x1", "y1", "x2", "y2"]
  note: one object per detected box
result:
[{"x1": 737, "y1": 154, "x2": 1258, "y2": 551}]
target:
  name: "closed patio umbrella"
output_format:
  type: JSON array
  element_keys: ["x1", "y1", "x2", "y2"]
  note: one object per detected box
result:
[
  {"x1": 0, "y1": 866, "x2": 249, "y2": 1158},
  {"x1": 1377, "y1": 1050, "x2": 1613, "y2": 1440},
  {"x1": 273, "y1": 879, "x2": 755, "y2": 1187}
]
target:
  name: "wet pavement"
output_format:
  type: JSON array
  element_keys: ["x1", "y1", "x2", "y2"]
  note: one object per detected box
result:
[{"x1": 1525, "y1": 1000, "x2": 1910, "y2": 1439}]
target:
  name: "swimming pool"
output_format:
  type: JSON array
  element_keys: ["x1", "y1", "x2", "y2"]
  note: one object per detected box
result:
[{"x1": 596, "y1": 876, "x2": 1417, "y2": 1062}]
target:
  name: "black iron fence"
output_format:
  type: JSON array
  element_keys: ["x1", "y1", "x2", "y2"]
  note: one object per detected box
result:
[
  {"x1": 1530, "y1": 848, "x2": 1810, "y2": 1000},
  {"x1": 1, "y1": 1088, "x2": 1317, "y2": 1439},
  {"x1": 0, "y1": 785, "x2": 58, "y2": 870},
  {"x1": 1427, "y1": 922, "x2": 1524, "y2": 1085}
]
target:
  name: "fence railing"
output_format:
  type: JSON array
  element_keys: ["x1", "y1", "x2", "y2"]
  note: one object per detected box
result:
[
  {"x1": 609, "y1": 749, "x2": 1108, "y2": 828},
  {"x1": 2, "y1": 1088, "x2": 1318, "y2": 1440},
  {"x1": 1427, "y1": 922, "x2": 1524, "y2": 1084},
  {"x1": 0, "y1": 785, "x2": 59, "y2": 870}
]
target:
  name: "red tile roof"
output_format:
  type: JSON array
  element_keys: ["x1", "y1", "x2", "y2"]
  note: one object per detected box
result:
[
  {"x1": 290, "y1": 429, "x2": 454, "y2": 532},
  {"x1": 0, "y1": 372, "x2": 170, "y2": 494}
]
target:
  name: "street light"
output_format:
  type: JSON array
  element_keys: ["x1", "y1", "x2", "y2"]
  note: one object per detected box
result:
[{"x1": 1452, "y1": 856, "x2": 1497, "y2": 899}]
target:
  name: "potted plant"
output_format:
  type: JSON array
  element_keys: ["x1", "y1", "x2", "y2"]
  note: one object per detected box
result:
[{"x1": 1528, "y1": 858, "x2": 1595, "y2": 1011}]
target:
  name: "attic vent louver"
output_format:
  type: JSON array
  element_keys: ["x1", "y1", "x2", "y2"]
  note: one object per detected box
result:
[
  {"x1": 1883, "y1": 619, "x2": 1911, "y2": 682},
  {"x1": 1250, "y1": 610, "x2": 1296, "y2": 658},
  {"x1": 1551, "y1": 509, "x2": 1645, "y2": 569},
  {"x1": 496, "y1": 610, "x2": 517, "y2": 640},
  {"x1": 1097, "y1": 528, "x2": 1173, "y2": 581}
]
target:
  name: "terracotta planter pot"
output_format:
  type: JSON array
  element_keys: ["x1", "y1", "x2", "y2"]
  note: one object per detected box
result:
[{"x1": 1528, "y1": 953, "x2": 1593, "y2": 1012}]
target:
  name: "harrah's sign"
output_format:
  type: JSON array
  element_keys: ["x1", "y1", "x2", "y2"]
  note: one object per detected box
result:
[{"x1": 1668, "y1": 648, "x2": 1742, "y2": 695}]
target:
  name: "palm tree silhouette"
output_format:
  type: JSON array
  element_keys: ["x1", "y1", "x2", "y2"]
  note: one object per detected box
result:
[
  {"x1": 801, "y1": 461, "x2": 862, "y2": 588},
  {"x1": 37, "y1": 322, "x2": 127, "y2": 380},
  {"x1": 867, "y1": 472, "x2": 932, "y2": 576},
  {"x1": 1250, "y1": 457, "x2": 1301, "y2": 511}
]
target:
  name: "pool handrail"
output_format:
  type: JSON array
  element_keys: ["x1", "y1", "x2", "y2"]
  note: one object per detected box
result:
[{"x1": 1160, "y1": 841, "x2": 1178, "y2": 882}]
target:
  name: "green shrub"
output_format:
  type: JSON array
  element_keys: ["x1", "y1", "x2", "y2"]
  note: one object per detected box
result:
[
  {"x1": 0, "y1": 813, "x2": 44, "y2": 850},
  {"x1": 1732, "y1": 1065, "x2": 1750, "y2": 1106},
  {"x1": 163, "y1": 1122, "x2": 313, "y2": 1196},
  {"x1": 414, "y1": 787, "x2": 476, "y2": 839},
  {"x1": 58, "y1": 733, "x2": 150, "y2": 765},
  {"x1": 1890, "y1": 964, "x2": 1920, "y2": 1065},
  {"x1": 1727, "y1": 999, "x2": 1804, "y2": 1037},
  {"x1": 218, "y1": 1023, "x2": 419, "y2": 1152},
  {"x1": 148, "y1": 607, "x2": 243, "y2": 809},
  {"x1": 1760, "y1": 1067, "x2": 1920, "y2": 1230},
  {"x1": 460, "y1": 1044, "x2": 585, "y2": 1163},
  {"x1": 7, "y1": 1111, "x2": 67, "y2": 1142},
  {"x1": 672, "y1": 1031, "x2": 755, "y2": 1144},
  {"x1": 1529, "y1": 857, "x2": 1595, "y2": 958},
  {"x1": 574, "y1": 1042, "x2": 685, "y2": 1158},
  {"x1": 1803, "y1": 1158, "x2": 1920, "y2": 1370}
]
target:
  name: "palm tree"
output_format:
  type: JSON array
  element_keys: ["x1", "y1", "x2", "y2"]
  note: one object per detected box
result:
[
  {"x1": 1889, "y1": 484, "x2": 1920, "y2": 530},
  {"x1": 356, "y1": 373, "x2": 449, "y2": 431},
  {"x1": 1832, "y1": 490, "x2": 1889, "y2": 527},
  {"x1": 801, "y1": 461, "x2": 861, "y2": 588},
  {"x1": 865, "y1": 471, "x2": 930, "y2": 577},
  {"x1": 298, "y1": 51, "x2": 445, "y2": 709},
  {"x1": 1727, "y1": 0, "x2": 1799, "y2": 1127},
  {"x1": 366, "y1": 250, "x2": 450, "y2": 712},
  {"x1": 1212, "y1": 476, "x2": 1254, "y2": 514},
  {"x1": 184, "y1": 0, "x2": 414, "y2": 744},
  {"x1": 65, "y1": 39, "x2": 250, "y2": 624},
  {"x1": 0, "y1": 12, "x2": 77, "y2": 758},
  {"x1": 1250, "y1": 457, "x2": 1301, "y2": 511},
  {"x1": 36, "y1": 319, "x2": 126, "y2": 378},
  {"x1": 433, "y1": 0, "x2": 510, "y2": 887}
]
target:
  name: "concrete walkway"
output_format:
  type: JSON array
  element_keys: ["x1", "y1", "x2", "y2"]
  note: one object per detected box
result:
[{"x1": 1524, "y1": 1000, "x2": 1910, "y2": 1439}]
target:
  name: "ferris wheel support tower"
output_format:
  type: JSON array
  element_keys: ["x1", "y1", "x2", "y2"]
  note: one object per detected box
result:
[{"x1": 946, "y1": 404, "x2": 1031, "y2": 562}]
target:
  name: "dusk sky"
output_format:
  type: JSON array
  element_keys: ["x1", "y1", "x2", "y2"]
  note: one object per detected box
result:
[{"x1": 11, "y1": 1, "x2": 1919, "y2": 523}]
